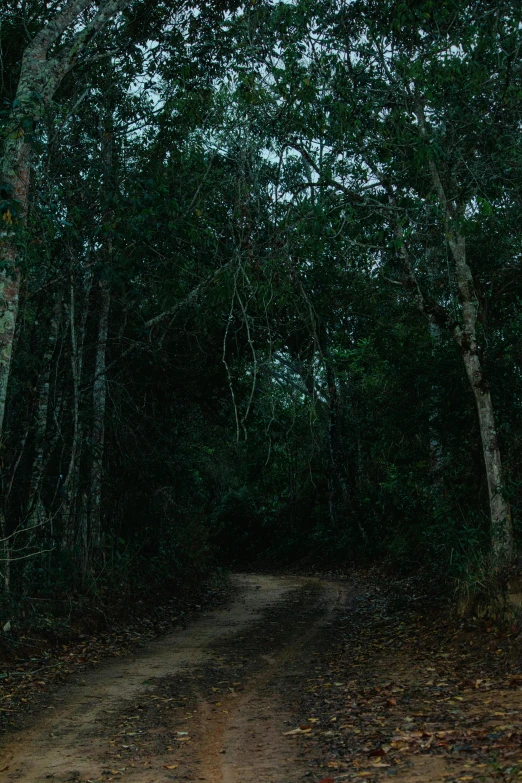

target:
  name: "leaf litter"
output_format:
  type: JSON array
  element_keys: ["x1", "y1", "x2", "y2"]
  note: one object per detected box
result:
[
  {"x1": 2, "y1": 572, "x2": 522, "y2": 783},
  {"x1": 285, "y1": 570, "x2": 522, "y2": 783},
  {"x1": 0, "y1": 580, "x2": 230, "y2": 735}
]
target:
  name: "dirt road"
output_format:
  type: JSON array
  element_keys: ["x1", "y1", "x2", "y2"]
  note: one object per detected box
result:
[{"x1": 0, "y1": 574, "x2": 349, "y2": 782}]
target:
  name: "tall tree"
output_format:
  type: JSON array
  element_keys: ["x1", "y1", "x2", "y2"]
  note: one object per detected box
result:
[
  {"x1": 0, "y1": 0, "x2": 131, "y2": 437},
  {"x1": 253, "y1": 0, "x2": 522, "y2": 579}
]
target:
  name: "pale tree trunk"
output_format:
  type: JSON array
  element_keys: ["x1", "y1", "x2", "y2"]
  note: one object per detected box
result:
[
  {"x1": 414, "y1": 104, "x2": 514, "y2": 577},
  {"x1": 396, "y1": 226, "x2": 512, "y2": 574},
  {"x1": 0, "y1": 126, "x2": 26, "y2": 583},
  {"x1": 0, "y1": 163, "x2": 27, "y2": 436},
  {"x1": 0, "y1": 298, "x2": 62, "y2": 590},
  {"x1": 449, "y1": 236, "x2": 513, "y2": 574},
  {"x1": 0, "y1": 0, "x2": 130, "y2": 442}
]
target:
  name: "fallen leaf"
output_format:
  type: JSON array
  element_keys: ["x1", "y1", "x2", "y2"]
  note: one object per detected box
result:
[{"x1": 284, "y1": 727, "x2": 312, "y2": 735}]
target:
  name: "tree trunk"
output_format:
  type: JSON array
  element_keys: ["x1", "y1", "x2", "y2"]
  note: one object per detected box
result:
[
  {"x1": 449, "y1": 234, "x2": 513, "y2": 575},
  {"x1": 0, "y1": 126, "x2": 29, "y2": 435},
  {"x1": 462, "y1": 351, "x2": 511, "y2": 566},
  {"x1": 0, "y1": 0, "x2": 129, "y2": 440},
  {"x1": 0, "y1": 512, "x2": 10, "y2": 592},
  {"x1": 26, "y1": 297, "x2": 62, "y2": 521},
  {"x1": 86, "y1": 120, "x2": 114, "y2": 563},
  {"x1": 88, "y1": 281, "x2": 110, "y2": 557},
  {"x1": 326, "y1": 363, "x2": 346, "y2": 507},
  {"x1": 428, "y1": 320, "x2": 444, "y2": 486},
  {"x1": 61, "y1": 271, "x2": 92, "y2": 550},
  {"x1": 414, "y1": 105, "x2": 514, "y2": 577},
  {"x1": 0, "y1": 122, "x2": 30, "y2": 586}
]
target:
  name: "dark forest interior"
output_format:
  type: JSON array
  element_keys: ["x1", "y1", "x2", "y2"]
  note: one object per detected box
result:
[{"x1": 1, "y1": 0, "x2": 522, "y2": 627}]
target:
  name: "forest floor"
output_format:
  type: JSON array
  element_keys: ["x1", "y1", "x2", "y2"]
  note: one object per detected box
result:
[{"x1": 1, "y1": 572, "x2": 522, "y2": 782}]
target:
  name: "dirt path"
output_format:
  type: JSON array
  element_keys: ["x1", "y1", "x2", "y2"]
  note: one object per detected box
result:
[
  {"x1": 0, "y1": 574, "x2": 348, "y2": 782},
  {"x1": 4, "y1": 571, "x2": 520, "y2": 783},
  {"x1": 196, "y1": 580, "x2": 348, "y2": 783}
]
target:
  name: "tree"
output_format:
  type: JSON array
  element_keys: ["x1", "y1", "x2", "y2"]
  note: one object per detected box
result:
[
  {"x1": 0, "y1": 0, "x2": 133, "y2": 439},
  {"x1": 251, "y1": 0, "x2": 522, "y2": 580}
]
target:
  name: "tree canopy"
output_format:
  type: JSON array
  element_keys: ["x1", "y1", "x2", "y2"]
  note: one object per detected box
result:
[{"x1": 1, "y1": 0, "x2": 521, "y2": 611}]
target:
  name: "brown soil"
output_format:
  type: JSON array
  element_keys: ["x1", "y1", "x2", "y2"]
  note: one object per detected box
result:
[
  {"x1": 2, "y1": 572, "x2": 521, "y2": 783},
  {"x1": 0, "y1": 574, "x2": 346, "y2": 782}
]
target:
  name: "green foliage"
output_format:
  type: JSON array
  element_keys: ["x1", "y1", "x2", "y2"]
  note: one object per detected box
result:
[{"x1": 1, "y1": 0, "x2": 522, "y2": 608}]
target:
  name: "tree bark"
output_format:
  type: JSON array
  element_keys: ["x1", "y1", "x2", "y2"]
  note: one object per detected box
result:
[
  {"x1": 391, "y1": 217, "x2": 512, "y2": 572},
  {"x1": 0, "y1": 141, "x2": 27, "y2": 435},
  {"x1": 449, "y1": 236, "x2": 513, "y2": 574},
  {"x1": 414, "y1": 104, "x2": 513, "y2": 576},
  {"x1": 0, "y1": 513, "x2": 11, "y2": 592},
  {"x1": 86, "y1": 119, "x2": 114, "y2": 562},
  {"x1": 26, "y1": 297, "x2": 63, "y2": 521},
  {"x1": 61, "y1": 271, "x2": 93, "y2": 550},
  {"x1": 428, "y1": 320, "x2": 444, "y2": 486},
  {"x1": 0, "y1": 0, "x2": 129, "y2": 440},
  {"x1": 88, "y1": 281, "x2": 110, "y2": 556}
]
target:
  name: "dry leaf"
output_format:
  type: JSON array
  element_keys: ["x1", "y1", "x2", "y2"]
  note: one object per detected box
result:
[{"x1": 283, "y1": 727, "x2": 312, "y2": 735}]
